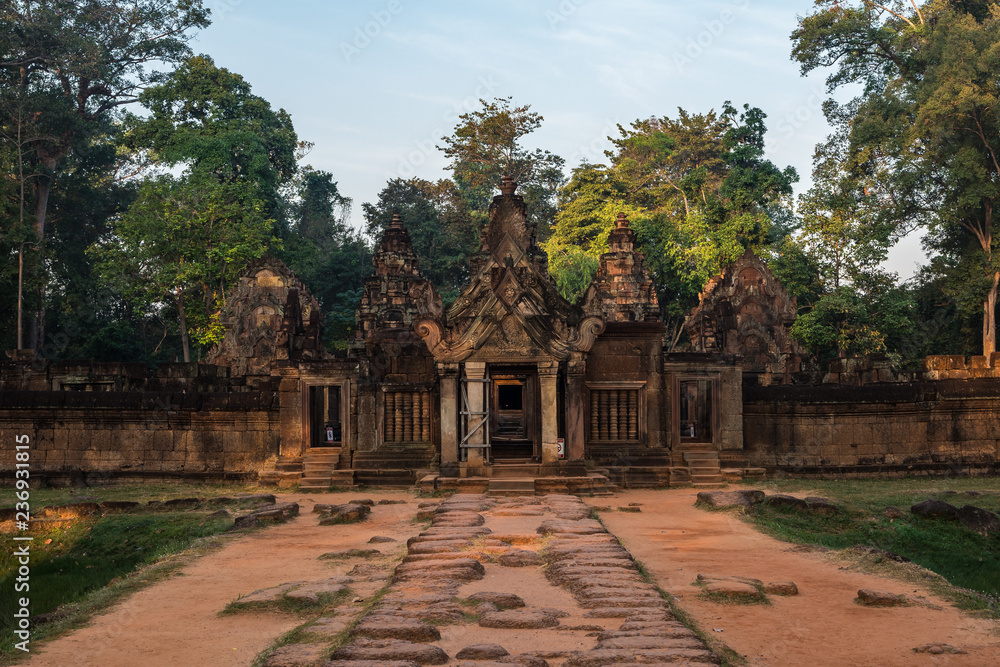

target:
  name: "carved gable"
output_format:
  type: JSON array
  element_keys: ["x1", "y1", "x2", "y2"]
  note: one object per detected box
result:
[
  {"x1": 685, "y1": 249, "x2": 805, "y2": 377},
  {"x1": 207, "y1": 256, "x2": 325, "y2": 375},
  {"x1": 417, "y1": 177, "x2": 603, "y2": 362}
]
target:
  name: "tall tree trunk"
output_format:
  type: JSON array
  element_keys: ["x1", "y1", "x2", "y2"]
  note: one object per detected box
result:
[
  {"x1": 30, "y1": 158, "x2": 57, "y2": 358},
  {"x1": 176, "y1": 293, "x2": 192, "y2": 363},
  {"x1": 985, "y1": 271, "x2": 999, "y2": 357}
]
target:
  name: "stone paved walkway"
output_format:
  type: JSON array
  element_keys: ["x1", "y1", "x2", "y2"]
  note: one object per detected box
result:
[{"x1": 317, "y1": 493, "x2": 719, "y2": 666}]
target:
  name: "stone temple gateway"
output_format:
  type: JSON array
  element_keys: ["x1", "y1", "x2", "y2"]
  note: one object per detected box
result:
[
  {"x1": 231, "y1": 178, "x2": 743, "y2": 492},
  {"x1": 5, "y1": 180, "x2": 1000, "y2": 488}
]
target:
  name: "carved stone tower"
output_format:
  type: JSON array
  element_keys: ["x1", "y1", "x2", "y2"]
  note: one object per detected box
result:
[{"x1": 581, "y1": 212, "x2": 660, "y2": 322}]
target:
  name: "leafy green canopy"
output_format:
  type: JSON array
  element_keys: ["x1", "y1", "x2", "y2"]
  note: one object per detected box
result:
[
  {"x1": 94, "y1": 56, "x2": 298, "y2": 361},
  {"x1": 792, "y1": 0, "x2": 1000, "y2": 356},
  {"x1": 92, "y1": 174, "x2": 274, "y2": 361},
  {"x1": 0, "y1": 0, "x2": 211, "y2": 354},
  {"x1": 122, "y1": 54, "x2": 299, "y2": 214},
  {"x1": 544, "y1": 103, "x2": 797, "y2": 343}
]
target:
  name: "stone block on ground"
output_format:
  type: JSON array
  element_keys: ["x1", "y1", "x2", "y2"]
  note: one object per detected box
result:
[
  {"x1": 805, "y1": 496, "x2": 841, "y2": 515},
  {"x1": 910, "y1": 499, "x2": 959, "y2": 520},
  {"x1": 696, "y1": 490, "x2": 764, "y2": 509},
  {"x1": 368, "y1": 535, "x2": 397, "y2": 543},
  {"x1": 561, "y1": 648, "x2": 719, "y2": 666},
  {"x1": 958, "y1": 505, "x2": 1000, "y2": 535},
  {"x1": 229, "y1": 581, "x2": 306, "y2": 607},
  {"x1": 285, "y1": 577, "x2": 351, "y2": 604},
  {"x1": 317, "y1": 503, "x2": 371, "y2": 524},
  {"x1": 320, "y1": 549, "x2": 382, "y2": 560},
  {"x1": 701, "y1": 579, "x2": 765, "y2": 602},
  {"x1": 479, "y1": 609, "x2": 561, "y2": 629},
  {"x1": 329, "y1": 638, "x2": 448, "y2": 665},
  {"x1": 263, "y1": 643, "x2": 326, "y2": 667},
  {"x1": 914, "y1": 643, "x2": 968, "y2": 655},
  {"x1": 856, "y1": 588, "x2": 907, "y2": 607},
  {"x1": 536, "y1": 519, "x2": 604, "y2": 535},
  {"x1": 696, "y1": 573, "x2": 764, "y2": 587},
  {"x1": 764, "y1": 494, "x2": 808, "y2": 510},
  {"x1": 455, "y1": 644, "x2": 510, "y2": 659},
  {"x1": 351, "y1": 616, "x2": 441, "y2": 642},
  {"x1": 498, "y1": 549, "x2": 543, "y2": 567},
  {"x1": 763, "y1": 581, "x2": 798, "y2": 596},
  {"x1": 466, "y1": 591, "x2": 526, "y2": 608}
]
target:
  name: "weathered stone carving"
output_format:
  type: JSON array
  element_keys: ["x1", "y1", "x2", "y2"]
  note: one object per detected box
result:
[
  {"x1": 684, "y1": 249, "x2": 805, "y2": 377},
  {"x1": 352, "y1": 213, "x2": 442, "y2": 381},
  {"x1": 416, "y1": 176, "x2": 603, "y2": 362},
  {"x1": 581, "y1": 213, "x2": 660, "y2": 323},
  {"x1": 207, "y1": 256, "x2": 324, "y2": 375}
]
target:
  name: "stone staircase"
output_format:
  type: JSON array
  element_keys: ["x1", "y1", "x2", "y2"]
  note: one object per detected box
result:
[
  {"x1": 488, "y1": 477, "x2": 536, "y2": 496},
  {"x1": 682, "y1": 447, "x2": 724, "y2": 487},
  {"x1": 298, "y1": 447, "x2": 343, "y2": 492},
  {"x1": 257, "y1": 456, "x2": 304, "y2": 488}
]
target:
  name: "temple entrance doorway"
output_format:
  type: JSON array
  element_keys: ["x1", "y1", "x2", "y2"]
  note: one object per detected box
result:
[{"x1": 489, "y1": 367, "x2": 538, "y2": 460}]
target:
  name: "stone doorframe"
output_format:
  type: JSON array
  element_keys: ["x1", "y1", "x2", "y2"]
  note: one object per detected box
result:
[{"x1": 436, "y1": 358, "x2": 564, "y2": 477}]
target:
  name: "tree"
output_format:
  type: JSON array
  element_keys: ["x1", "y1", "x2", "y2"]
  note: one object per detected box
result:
[
  {"x1": 0, "y1": 0, "x2": 210, "y2": 352},
  {"x1": 121, "y1": 55, "x2": 299, "y2": 215},
  {"x1": 791, "y1": 0, "x2": 1000, "y2": 354},
  {"x1": 93, "y1": 174, "x2": 273, "y2": 362},
  {"x1": 545, "y1": 104, "x2": 797, "y2": 336}
]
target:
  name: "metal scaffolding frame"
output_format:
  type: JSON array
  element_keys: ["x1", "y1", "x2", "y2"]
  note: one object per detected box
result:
[{"x1": 459, "y1": 372, "x2": 490, "y2": 461}]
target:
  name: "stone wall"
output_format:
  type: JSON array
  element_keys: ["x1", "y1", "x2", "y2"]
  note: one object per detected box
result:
[
  {"x1": 744, "y1": 380, "x2": 1000, "y2": 477},
  {"x1": 0, "y1": 362, "x2": 280, "y2": 486}
]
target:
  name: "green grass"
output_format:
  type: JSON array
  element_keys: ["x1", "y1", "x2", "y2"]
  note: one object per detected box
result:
[
  {"x1": 3, "y1": 482, "x2": 278, "y2": 508},
  {"x1": 734, "y1": 478, "x2": 1000, "y2": 606},
  {"x1": 0, "y1": 512, "x2": 233, "y2": 657}
]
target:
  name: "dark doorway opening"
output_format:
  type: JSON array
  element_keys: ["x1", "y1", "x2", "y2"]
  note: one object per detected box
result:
[
  {"x1": 490, "y1": 371, "x2": 536, "y2": 460},
  {"x1": 310, "y1": 385, "x2": 342, "y2": 447}
]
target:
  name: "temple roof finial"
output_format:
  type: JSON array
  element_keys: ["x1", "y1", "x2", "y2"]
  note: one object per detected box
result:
[
  {"x1": 390, "y1": 212, "x2": 404, "y2": 229},
  {"x1": 500, "y1": 175, "x2": 516, "y2": 196},
  {"x1": 616, "y1": 212, "x2": 629, "y2": 229}
]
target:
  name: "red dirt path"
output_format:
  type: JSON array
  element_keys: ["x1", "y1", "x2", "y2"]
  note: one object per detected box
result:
[
  {"x1": 21, "y1": 488, "x2": 1000, "y2": 666},
  {"x1": 594, "y1": 489, "x2": 1000, "y2": 666}
]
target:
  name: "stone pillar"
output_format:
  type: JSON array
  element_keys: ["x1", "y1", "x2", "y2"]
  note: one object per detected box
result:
[
  {"x1": 276, "y1": 369, "x2": 304, "y2": 458},
  {"x1": 566, "y1": 353, "x2": 586, "y2": 461},
  {"x1": 438, "y1": 362, "x2": 460, "y2": 476},
  {"x1": 464, "y1": 361, "x2": 487, "y2": 473},
  {"x1": 538, "y1": 360, "x2": 559, "y2": 464}
]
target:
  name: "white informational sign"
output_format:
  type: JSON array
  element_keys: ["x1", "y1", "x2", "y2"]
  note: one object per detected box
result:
[
  {"x1": 326, "y1": 427, "x2": 335, "y2": 442},
  {"x1": 556, "y1": 438, "x2": 565, "y2": 459}
]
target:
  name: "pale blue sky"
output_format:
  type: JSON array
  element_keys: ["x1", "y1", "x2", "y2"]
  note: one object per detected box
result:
[{"x1": 193, "y1": 0, "x2": 925, "y2": 277}]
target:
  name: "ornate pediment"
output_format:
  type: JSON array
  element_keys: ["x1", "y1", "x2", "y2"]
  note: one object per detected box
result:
[
  {"x1": 684, "y1": 249, "x2": 805, "y2": 375},
  {"x1": 207, "y1": 256, "x2": 325, "y2": 375},
  {"x1": 416, "y1": 178, "x2": 604, "y2": 362}
]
